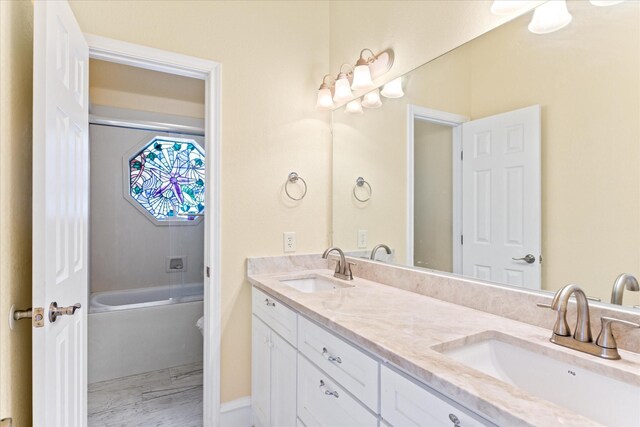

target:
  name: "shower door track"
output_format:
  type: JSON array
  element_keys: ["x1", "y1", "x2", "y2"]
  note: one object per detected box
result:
[{"x1": 89, "y1": 114, "x2": 205, "y2": 137}]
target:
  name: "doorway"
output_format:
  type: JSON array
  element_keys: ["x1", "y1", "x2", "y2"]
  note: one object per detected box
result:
[
  {"x1": 32, "y1": 3, "x2": 221, "y2": 423},
  {"x1": 86, "y1": 59, "x2": 206, "y2": 425}
]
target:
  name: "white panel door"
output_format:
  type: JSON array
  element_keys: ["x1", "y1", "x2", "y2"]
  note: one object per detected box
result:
[
  {"x1": 462, "y1": 105, "x2": 541, "y2": 290},
  {"x1": 32, "y1": 1, "x2": 89, "y2": 425}
]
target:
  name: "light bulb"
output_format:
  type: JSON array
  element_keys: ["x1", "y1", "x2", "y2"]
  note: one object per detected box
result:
[
  {"x1": 589, "y1": 0, "x2": 624, "y2": 5},
  {"x1": 316, "y1": 87, "x2": 334, "y2": 110},
  {"x1": 345, "y1": 99, "x2": 363, "y2": 115},
  {"x1": 490, "y1": 0, "x2": 535, "y2": 15},
  {"x1": 361, "y1": 89, "x2": 382, "y2": 108},
  {"x1": 380, "y1": 77, "x2": 404, "y2": 98},
  {"x1": 528, "y1": 0, "x2": 572, "y2": 35},
  {"x1": 351, "y1": 64, "x2": 374, "y2": 91},
  {"x1": 333, "y1": 73, "x2": 353, "y2": 102}
]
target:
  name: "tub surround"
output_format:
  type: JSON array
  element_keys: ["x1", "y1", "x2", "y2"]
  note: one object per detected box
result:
[{"x1": 247, "y1": 254, "x2": 640, "y2": 426}]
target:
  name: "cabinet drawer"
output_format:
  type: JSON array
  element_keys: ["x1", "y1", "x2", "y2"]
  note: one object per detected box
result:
[
  {"x1": 252, "y1": 287, "x2": 297, "y2": 346},
  {"x1": 298, "y1": 316, "x2": 379, "y2": 412},
  {"x1": 297, "y1": 355, "x2": 378, "y2": 427},
  {"x1": 381, "y1": 365, "x2": 490, "y2": 427}
]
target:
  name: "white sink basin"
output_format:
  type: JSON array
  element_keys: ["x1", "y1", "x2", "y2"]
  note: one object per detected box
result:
[
  {"x1": 279, "y1": 276, "x2": 353, "y2": 293},
  {"x1": 437, "y1": 334, "x2": 639, "y2": 426}
]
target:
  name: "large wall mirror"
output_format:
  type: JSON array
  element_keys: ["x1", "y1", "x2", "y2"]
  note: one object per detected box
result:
[{"x1": 332, "y1": 0, "x2": 640, "y2": 309}]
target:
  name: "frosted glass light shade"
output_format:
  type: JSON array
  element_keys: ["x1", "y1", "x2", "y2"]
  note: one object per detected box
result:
[
  {"x1": 333, "y1": 76, "x2": 353, "y2": 102},
  {"x1": 351, "y1": 64, "x2": 374, "y2": 91},
  {"x1": 589, "y1": 0, "x2": 624, "y2": 5},
  {"x1": 316, "y1": 87, "x2": 335, "y2": 110},
  {"x1": 345, "y1": 99, "x2": 363, "y2": 115},
  {"x1": 361, "y1": 89, "x2": 382, "y2": 108},
  {"x1": 528, "y1": 0, "x2": 572, "y2": 34},
  {"x1": 380, "y1": 78, "x2": 404, "y2": 98},
  {"x1": 490, "y1": 0, "x2": 534, "y2": 15}
]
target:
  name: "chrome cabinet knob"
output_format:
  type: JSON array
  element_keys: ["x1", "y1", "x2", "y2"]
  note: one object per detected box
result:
[
  {"x1": 49, "y1": 302, "x2": 81, "y2": 322},
  {"x1": 512, "y1": 254, "x2": 536, "y2": 264}
]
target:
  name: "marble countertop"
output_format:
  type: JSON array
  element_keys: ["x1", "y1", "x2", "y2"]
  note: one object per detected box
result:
[{"x1": 248, "y1": 268, "x2": 640, "y2": 427}]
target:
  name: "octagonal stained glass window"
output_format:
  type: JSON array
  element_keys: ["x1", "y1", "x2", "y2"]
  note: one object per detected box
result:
[{"x1": 127, "y1": 136, "x2": 205, "y2": 224}]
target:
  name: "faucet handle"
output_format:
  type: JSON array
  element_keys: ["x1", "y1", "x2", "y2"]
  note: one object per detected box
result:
[
  {"x1": 596, "y1": 317, "x2": 640, "y2": 349},
  {"x1": 536, "y1": 302, "x2": 552, "y2": 309}
]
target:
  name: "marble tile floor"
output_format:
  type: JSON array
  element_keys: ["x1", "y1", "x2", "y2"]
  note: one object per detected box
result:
[{"x1": 88, "y1": 362, "x2": 203, "y2": 427}]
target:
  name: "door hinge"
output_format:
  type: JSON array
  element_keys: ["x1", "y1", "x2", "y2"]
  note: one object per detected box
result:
[
  {"x1": 461, "y1": 151, "x2": 464, "y2": 161},
  {"x1": 206, "y1": 266, "x2": 210, "y2": 278},
  {"x1": 461, "y1": 235, "x2": 464, "y2": 245}
]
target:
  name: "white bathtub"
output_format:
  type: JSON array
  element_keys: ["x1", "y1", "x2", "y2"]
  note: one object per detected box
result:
[{"x1": 88, "y1": 283, "x2": 203, "y2": 384}]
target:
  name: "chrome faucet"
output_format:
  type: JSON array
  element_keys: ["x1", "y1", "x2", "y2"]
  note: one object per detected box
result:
[
  {"x1": 370, "y1": 244, "x2": 391, "y2": 261},
  {"x1": 610, "y1": 273, "x2": 639, "y2": 305},
  {"x1": 322, "y1": 247, "x2": 354, "y2": 280},
  {"x1": 539, "y1": 283, "x2": 640, "y2": 360}
]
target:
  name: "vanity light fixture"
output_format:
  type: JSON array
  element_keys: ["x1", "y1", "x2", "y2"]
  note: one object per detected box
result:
[
  {"x1": 316, "y1": 74, "x2": 335, "y2": 110},
  {"x1": 361, "y1": 88, "x2": 382, "y2": 108},
  {"x1": 589, "y1": 0, "x2": 624, "y2": 5},
  {"x1": 333, "y1": 64, "x2": 354, "y2": 103},
  {"x1": 345, "y1": 98, "x2": 364, "y2": 115},
  {"x1": 528, "y1": 0, "x2": 572, "y2": 34},
  {"x1": 380, "y1": 77, "x2": 404, "y2": 98},
  {"x1": 351, "y1": 49, "x2": 379, "y2": 91}
]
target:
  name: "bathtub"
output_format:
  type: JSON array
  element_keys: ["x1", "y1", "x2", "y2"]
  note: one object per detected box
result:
[{"x1": 88, "y1": 283, "x2": 204, "y2": 384}]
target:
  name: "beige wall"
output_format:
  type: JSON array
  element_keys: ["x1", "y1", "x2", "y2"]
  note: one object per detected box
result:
[
  {"x1": 333, "y1": 1, "x2": 640, "y2": 305},
  {"x1": 414, "y1": 121, "x2": 453, "y2": 272},
  {"x1": 69, "y1": 0, "x2": 333, "y2": 403},
  {"x1": 90, "y1": 59, "x2": 206, "y2": 118},
  {"x1": 0, "y1": 0, "x2": 34, "y2": 425}
]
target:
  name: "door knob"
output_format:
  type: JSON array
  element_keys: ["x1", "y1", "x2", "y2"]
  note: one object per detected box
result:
[
  {"x1": 512, "y1": 254, "x2": 536, "y2": 264},
  {"x1": 49, "y1": 302, "x2": 81, "y2": 322}
]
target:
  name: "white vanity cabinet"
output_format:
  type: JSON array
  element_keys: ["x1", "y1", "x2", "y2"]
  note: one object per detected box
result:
[
  {"x1": 380, "y1": 365, "x2": 492, "y2": 427},
  {"x1": 251, "y1": 285, "x2": 492, "y2": 427},
  {"x1": 252, "y1": 288, "x2": 298, "y2": 427}
]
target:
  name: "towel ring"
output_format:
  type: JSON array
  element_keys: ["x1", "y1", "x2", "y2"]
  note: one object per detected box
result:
[
  {"x1": 353, "y1": 177, "x2": 372, "y2": 202},
  {"x1": 285, "y1": 172, "x2": 307, "y2": 201}
]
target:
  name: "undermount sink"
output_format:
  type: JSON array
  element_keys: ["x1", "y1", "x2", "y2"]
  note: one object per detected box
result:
[
  {"x1": 436, "y1": 333, "x2": 639, "y2": 426},
  {"x1": 279, "y1": 275, "x2": 353, "y2": 293}
]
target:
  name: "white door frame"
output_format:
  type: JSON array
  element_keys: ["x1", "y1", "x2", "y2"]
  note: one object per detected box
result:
[
  {"x1": 406, "y1": 105, "x2": 468, "y2": 273},
  {"x1": 85, "y1": 34, "x2": 222, "y2": 426}
]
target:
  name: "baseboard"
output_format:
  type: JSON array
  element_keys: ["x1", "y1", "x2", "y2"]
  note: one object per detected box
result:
[{"x1": 220, "y1": 396, "x2": 252, "y2": 427}]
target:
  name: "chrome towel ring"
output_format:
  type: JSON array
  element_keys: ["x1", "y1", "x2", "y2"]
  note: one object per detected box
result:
[
  {"x1": 285, "y1": 172, "x2": 307, "y2": 201},
  {"x1": 353, "y1": 177, "x2": 372, "y2": 202}
]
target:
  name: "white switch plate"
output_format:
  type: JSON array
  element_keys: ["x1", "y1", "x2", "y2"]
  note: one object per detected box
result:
[
  {"x1": 283, "y1": 232, "x2": 296, "y2": 253},
  {"x1": 357, "y1": 230, "x2": 368, "y2": 249}
]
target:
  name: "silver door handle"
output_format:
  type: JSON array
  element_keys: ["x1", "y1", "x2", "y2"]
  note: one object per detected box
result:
[
  {"x1": 512, "y1": 254, "x2": 535, "y2": 264},
  {"x1": 49, "y1": 302, "x2": 81, "y2": 322}
]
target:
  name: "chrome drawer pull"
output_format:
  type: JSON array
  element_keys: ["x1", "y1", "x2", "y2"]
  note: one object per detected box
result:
[
  {"x1": 319, "y1": 380, "x2": 339, "y2": 398},
  {"x1": 264, "y1": 298, "x2": 275, "y2": 307},
  {"x1": 322, "y1": 347, "x2": 342, "y2": 364}
]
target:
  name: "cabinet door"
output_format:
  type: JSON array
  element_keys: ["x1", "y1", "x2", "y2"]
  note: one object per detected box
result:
[
  {"x1": 271, "y1": 331, "x2": 297, "y2": 427},
  {"x1": 252, "y1": 315, "x2": 272, "y2": 427},
  {"x1": 381, "y1": 365, "x2": 489, "y2": 427}
]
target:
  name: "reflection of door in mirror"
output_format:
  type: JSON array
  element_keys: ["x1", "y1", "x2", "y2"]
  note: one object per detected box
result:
[
  {"x1": 461, "y1": 105, "x2": 541, "y2": 290},
  {"x1": 410, "y1": 106, "x2": 541, "y2": 290}
]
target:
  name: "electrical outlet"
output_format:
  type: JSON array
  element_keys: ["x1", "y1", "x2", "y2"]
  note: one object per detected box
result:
[
  {"x1": 283, "y1": 232, "x2": 296, "y2": 253},
  {"x1": 357, "y1": 230, "x2": 368, "y2": 249}
]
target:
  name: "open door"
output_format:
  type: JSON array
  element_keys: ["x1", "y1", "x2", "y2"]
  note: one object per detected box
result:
[
  {"x1": 461, "y1": 105, "x2": 541, "y2": 290},
  {"x1": 33, "y1": 1, "x2": 89, "y2": 425}
]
